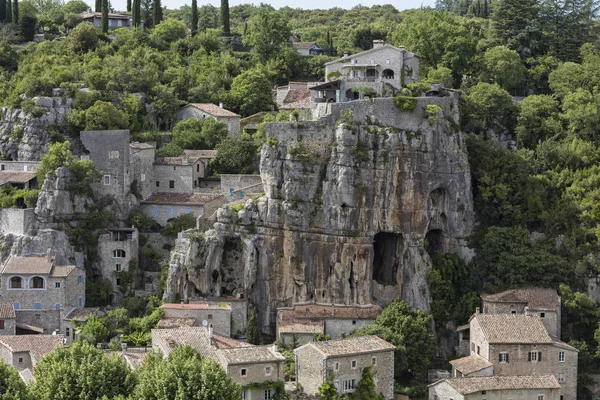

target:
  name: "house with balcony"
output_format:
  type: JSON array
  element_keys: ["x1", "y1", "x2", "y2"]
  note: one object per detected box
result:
[{"x1": 310, "y1": 40, "x2": 418, "y2": 103}]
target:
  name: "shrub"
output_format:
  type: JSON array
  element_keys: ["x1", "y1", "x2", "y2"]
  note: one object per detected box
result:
[
  {"x1": 160, "y1": 213, "x2": 196, "y2": 238},
  {"x1": 393, "y1": 95, "x2": 418, "y2": 111},
  {"x1": 336, "y1": 108, "x2": 354, "y2": 127}
]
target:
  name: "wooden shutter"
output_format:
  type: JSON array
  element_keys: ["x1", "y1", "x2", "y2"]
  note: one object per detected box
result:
[
  {"x1": 506, "y1": 353, "x2": 509, "y2": 363},
  {"x1": 528, "y1": 352, "x2": 532, "y2": 361},
  {"x1": 538, "y1": 352, "x2": 542, "y2": 361}
]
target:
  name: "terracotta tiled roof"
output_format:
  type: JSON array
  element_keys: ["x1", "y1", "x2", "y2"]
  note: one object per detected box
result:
[
  {"x1": 283, "y1": 89, "x2": 310, "y2": 104},
  {"x1": 278, "y1": 322, "x2": 324, "y2": 335},
  {"x1": 473, "y1": 314, "x2": 553, "y2": 344},
  {"x1": 183, "y1": 150, "x2": 217, "y2": 159},
  {"x1": 0, "y1": 171, "x2": 37, "y2": 185},
  {"x1": 218, "y1": 345, "x2": 285, "y2": 365},
  {"x1": 161, "y1": 303, "x2": 232, "y2": 311},
  {"x1": 50, "y1": 265, "x2": 77, "y2": 277},
  {"x1": 157, "y1": 317, "x2": 197, "y2": 328},
  {"x1": 141, "y1": 193, "x2": 219, "y2": 205},
  {"x1": 279, "y1": 303, "x2": 381, "y2": 321},
  {"x1": 63, "y1": 307, "x2": 101, "y2": 322},
  {"x1": 481, "y1": 288, "x2": 560, "y2": 311},
  {"x1": 305, "y1": 335, "x2": 395, "y2": 357},
  {"x1": 450, "y1": 354, "x2": 493, "y2": 375},
  {"x1": 152, "y1": 326, "x2": 217, "y2": 359},
  {"x1": 185, "y1": 104, "x2": 240, "y2": 118},
  {"x1": 153, "y1": 156, "x2": 191, "y2": 166},
  {"x1": 0, "y1": 302, "x2": 16, "y2": 319},
  {"x1": 279, "y1": 97, "x2": 313, "y2": 110},
  {"x1": 212, "y1": 335, "x2": 253, "y2": 350},
  {"x1": 293, "y1": 42, "x2": 318, "y2": 49},
  {"x1": 2, "y1": 255, "x2": 53, "y2": 275},
  {"x1": 0, "y1": 335, "x2": 62, "y2": 362},
  {"x1": 441, "y1": 374, "x2": 560, "y2": 394},
  {"x1": 553, "y1": 340, "x2": 579, "y2": 352}
]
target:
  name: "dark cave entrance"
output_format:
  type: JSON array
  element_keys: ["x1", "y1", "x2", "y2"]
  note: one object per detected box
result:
[
  {"x1": 372, "y1": 232, "x2": 401, "y2": 285},
  {"x1": 425, "y1": 229, "x2": 444, "y2": 256}
]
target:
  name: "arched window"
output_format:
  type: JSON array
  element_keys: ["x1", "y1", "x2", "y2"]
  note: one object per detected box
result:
[
  {"x1": 30, "y1": 276, "x2": 45, "y2": 289},
  {"x1": 382, "y1": 69, "x2": 394, "y2": 79},
  {"x1": 113, "y1": 249, "x2": 126, "y2": 258},
  {"x1": 9, "y1": 277, "x2": 23, "y2": 289}
]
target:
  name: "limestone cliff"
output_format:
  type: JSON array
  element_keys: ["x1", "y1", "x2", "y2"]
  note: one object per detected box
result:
[{"x1": 165, "y1": 95, "x2": 475, "y2": 333}]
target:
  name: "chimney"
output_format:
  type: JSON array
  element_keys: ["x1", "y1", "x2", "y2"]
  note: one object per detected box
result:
[
  {"x1": 475, "y1": 307, "x2": 480, "y2": 314},
  {"x1": 273, "y1": 343, "x2": 278, "y2": 353},
  {"x1": 219, "y1": 102, "x2": 223, "y2": 109},
  {"x1": 121, "y1": 342, "x2": 128, "y2": 355},
  {"x1": 524, "y1": 306, "x2": 530, "y2": 316},
  {"x1": 47, "y1": 248, "x2": 53, "y2": 263},
  {"x1": 331, "y1": 304, "x2": 335, "y2": 316},
  {"x1": 373, "y1": 39, "x2": 384, "y2": 48},
  {"x1": 343, "y1": 51, "x2": 349, "y2": 57},
  {"x1": 208, "y1": 323, "x2": 213, "y2": 337}
]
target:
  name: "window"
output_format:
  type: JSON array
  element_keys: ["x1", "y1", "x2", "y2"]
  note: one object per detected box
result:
[
  {"x1": 35, "y1": 314, "x2": 41, "y2": 320},
  {"x1": 103, "y1": 175, "x2": 111, "y2": 185},
  {"x1": 352, "y1": 320, "x2": 356, "y2": 325},
  {"x1": 241, "y1": 368, "x2": 247, "y2": 377},
  {"x1": 499, "y1": 352, "x2": 509, "y2": 363},
  {"x1": 342, "y1": 379, "x2": 356, "y2": 393},
  {"x1": 55, "y1": 282, "x2": 61, "y2": 289},
  {"x1": 434, "y1": 396, "x2": 439, "y2": 400},
  {"x1": 169, "y1": 180, "x2": 175, "y2": 189},
  {"x1": 385, "y1": 59, "x2": 390, "y2": 65},
  {"x1": 141, "y1": 173, "x2": 145, "y2": 182},
  {"x1": 540, "y1": 312, "x2": 545, "y2": 318},
  {"x1": 31, "y1": 276, "x2": 45, "y2": 289},
  {"x1": 78, "y1": 298, "x2": 83, "y2": 307},
  {"x1": 55, "y1": 304, "x2": 60, "y2": 310},
  {"x1": 156, "y1": 181, "x2": 160, "y2": 187},
  {"x1": 9, "y1": 276, "x2": 22, "y2": 289},
  {"x1": 24, "y1": 165, "x2": 28, "y2": 171},
  {"x1": 1, "y1": 164, "x2": 4, "y2": 171},
  {"x1": 559, "y1": 351, "x2": 565, "y2": 362},
  {"x1": 13, "y1": 302, "x2": 19, "y2": 310},
  {"x1": 66, "y1": 327, "x2": 70, "y2": 337},
  {"x1": 109, "y1": 151, "x2": 120, "y2": 159},
  {"x1": 152, "y1": 206, "x2": 158, "y2": 216},
  {"x1": 372, "y1": 357, "x2": 377, "y2": 366},
  {"x1": 18, "y1": 357, "x2": 23, "y2": 363},
  {"x1": 477, "y1": 345, "x2": 480, "y2": 355},
  {"x1": 78, "y1": 275, "x2": 83, "y2": 285},
  {"x1": 113, "y1": 249, "x2": 126, "y2": 258},
  {"x1": 482, "y1": 391, "x2": 487, "y2": 395},
  {"x1": 511, "y1": 310, "x2": 517, "y2": 314},
  {"x1": 173, "y1": 166, "x2": 176, "y2": 171},
  {"x1": 471, "y1": 342, "x2": 475, "y2": 352},
  {"x1": 538, "y1": 395, "x2": 544, "y2": 400},
  {"x1": 560, "y1": 396, "x2": 564, "y2": 400},
  {"x1": 207, "y1": 314, "x2": 213, "y2": 319},
  {"x1": 351, "y1": 360, "x2": 357, "y2": 369},
  {"x1": 34, "y1": 302, "x2": 41, "y2": 310},
  {"x1": 116, "y1": 278, "x2": 121, "y2": 286},
  {"x1": 0, "y1": 320, "x2": 4, "y2": 329},
  {"x1": 369, "y1": 59, "x2": 374, "y2": 64},
  {"x1": 264, "y1": 389, "x2": 271, "y2": 400},
  {"x1": 334, "y1": 362, "x2": 339, "y2": 371},
  {"x1": 529, "y1": 351, "x2": 541, "y2": 362},
  {"x1": 241, "y1": 390, "x2": 246, "y2": 400},
  {"x1": 116, "y1": 264, "x2": 122, "y2": 272},
  {"x1": 197, "y1": 164, "x2": 200, "y2": 172},
  {"x1": 558, "y1": 373, "x2": 566, "y2": 383},
  {"x1": 265, "y1": 366, "x2": 272, "y2": 376}
]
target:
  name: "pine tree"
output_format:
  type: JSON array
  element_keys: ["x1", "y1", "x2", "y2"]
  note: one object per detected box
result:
[
  {"x1": 0, "y1": 0, "x2": 6, "y2": 23},
  {"x1": 191, "y1": 0, "x2": 198, "y2": 36},
  {"x1": 12, "y1": 0, "x2": 17, "y2": 24},
  {"x1": 126, "y1": 0, "x2": 131, "y2": 12},
  {"x1": 5, "y1": 0, "x2": 11, "y2": 22},
  {"x1": 95, "y1": 0, "x2": 101, "y2": 12},
  {"x1": 246, "y1": 308, "x2": 260, "y2": 345},
  {"x1": 490, "y1": 0, "x2": 539, "y2": 57},
  {"x1": 153, "y1": 0, "x2": 162, "y2": 26},
  {"x1": 101, "y1": 0, "x2": 108, "y2": 33},
  {"x1": 221, "y1": 0, "x2": 230, "y2": 35}
]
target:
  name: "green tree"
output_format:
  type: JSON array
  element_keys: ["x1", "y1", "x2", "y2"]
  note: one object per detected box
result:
[
  {"x1": 150, "y1": 18, "x2": 187, "y2": 46},
  {"x1": 37, "y1": 141, "x2": 75, "y2": 183},
  {"x1": 191, "y1": 0, "x2": 197, "y2": 36},
  {"x1": 31, "y1": 341, "x2": 135, "y2": 400},
  {"x1": 462, "y1": 82, "x2": 517, "y2": 134},
  {"x1": 152, "y1": 0, "x2": 162, "y2": 26},
  {"x1": 515, "y1": 95, "x2": 562, "y2": 148},
  {"x1": 246, "y1": 307, "x2": 261, "y2": 345},
  {"x1": 0, "y1": 40, "x2": 17, "y2": 71},
  {"x1": 172, "y1": 118, "x2": 228, "y2": 150},
  {"x1": 80, "y1": 314, "x2": 111, "y2": 344},
  {"x1": 425, "y1": 65, "x2": 453, "y2": 87},
  {"x1": 12, "y1": 0, "x2": 17, "y2": 23},
  {"x1": 220, "y1": 0, "x2": 229, "y2": 34},
  {"x1": 160, "y1": 213, "x2": 196, "y2": 238},
  {"x1": 101, "y1": 0, "x2": 108, "y2": 33},
  {"x1": 126, "y1": 0, "x2": 131, "y2": 12},
  {"x1": 63, "y1": 0, "x2": 90, "y2": 14},
  {"x1": 350, "y1": 367, "x2": 384, "y2": 400},
  {"x1": 79, "y1": 100, "x2": 127, "y2": 131},
  {"x1": 94, "y1": 0, "x2": 100, "y2": 12},
  {"x1": 243, "y1": 7, "x2": 291, "y2": 63},
  {"x1": 68, "y1": 21, "x2": 98, "y2": 53},
  {"x1": 209, "y1": 136, "x2": 258, "y2": 175},
  {"x1": 20, "y1": 14, "x2": 36, "y2": 41},
  {"x1": 318, "y1": 381, "x2": 339, "y2": 400},
  {"x1": 229, "y1": 66, "x2": 274, "y2": 116},
  {"x1": 0, "y1": 0, "x2": 6, "y2": 23},
  {"x1": 480, "y1": 46, "x2": 526, "y2": 91},
  {"x1": 490, "y1": 0, "x2": 540, "y2": 57},
  {"x1": 6, "y1": 0, "x2": 11, "y2": 22},
  {"x1": 0, "y1": 360, "x2": 30, "y2": 400},
  {"x1": 132, "y1": 0, "x2": 140, "y2": 27}
]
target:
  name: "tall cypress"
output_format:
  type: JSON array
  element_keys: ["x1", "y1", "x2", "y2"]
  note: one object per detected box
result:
[
  {"x1": 101, "y1": 0, "x2": 108, "y2": 32},
  {"x1": 5, "y1": 0, "x2": 11, "y2": 23},
  {"x1": 126, "y1": 0, "x2": 131, "y2": 12},
  {"x1": 153, "y1": 0, "x2": 162, "y2": 26},
  {"x1": 0, "y1": 0, "x2": 6, "y2": 23},
  {"x1": 191, "y1": 0, "x2": 198, "y2": 36},
  {"x1": 95, "y1": 0, "x2": 101, "y2": 12},
  {"x1": 132, "y1": 0, "x2": 139, "y2": 27},
  {"x1": 12, "y1": 0, "x2": 17, "y2": 24},
  {"x1": 220, "y1": 0, "x2": 229, "y2": 35}
]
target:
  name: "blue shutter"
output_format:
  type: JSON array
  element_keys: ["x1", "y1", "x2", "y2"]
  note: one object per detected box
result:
[
  {"x1": 153, "y1": 205, "x2": 158, "y2": 216},
  {"x1": 13, "y1": 302, "x2": 19, "y2": 310},
  {"x1": 34, "y1": 302, "x2": 41, "y2": 310},
  {"x1": 55, "y1": 304, "x2": 61, "y2": 310}
]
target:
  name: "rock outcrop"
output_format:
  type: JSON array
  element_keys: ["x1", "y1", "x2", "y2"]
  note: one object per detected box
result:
[{"x1": 165, "y1": 95, "x2": 475, "y2": 333}]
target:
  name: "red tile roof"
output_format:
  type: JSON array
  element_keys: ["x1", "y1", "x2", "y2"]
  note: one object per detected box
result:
[
  {"x1": 0, "y1": 171, "x2": 36, "y2": 185},
  {"x1": 2, "y1": 255, "x2": 53, "y2": 275},
  {"x1": 439, "y1": 375, "x2": 560, "y2": 394},
  {"x1": 186, "y1": 104, "x2": 240, "y2": 118},
  {"x1": 0, "y1": 302, "x2": 16, "y2": 319},
  {"x1": 161, "y1": 303, "x2": 232, "y2": 311},
  {"x1": 481, "y1": 288, "x2": 560, "y2": 311}
]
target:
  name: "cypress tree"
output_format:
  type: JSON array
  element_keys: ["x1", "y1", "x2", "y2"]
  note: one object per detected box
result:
[
  {"x1": 132, "y1": 0, "x2": 139, "y2": 27},
  {"x1": 191, "y1": 0, "x2": 198, "y2": 36},
  {"x1": 126, "y1": 0, "x2": 131, "y2": 12},
  {"x1": 220, "y1": 0, "x2": 229, "y2": 35},
  {"x1": 6, "y1": 0, "x2": 11, "y2": 23},
  {"x1": 95, "y1": 0, "x2": 101, "y2": 12},
  {"x1": 101, "y1": 0, "x2": 108, "y2": 32},
  {"x1": 20, "y1": 15, "x2": 36, "y2": 41},
  {"x1": 0, "y1": 0, "x2": 6, "y2": 23},
  {"x1": 12, "y1": 0, "x2": 17, "y2": 24},
  {"x1": 246, "y1": 308, "x2": 260, "y2": 345},
  {"x1": 153, "y1": 0, "x2": 162, "y2": 26}
]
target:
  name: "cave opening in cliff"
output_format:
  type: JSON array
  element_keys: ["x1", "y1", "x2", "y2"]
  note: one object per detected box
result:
[
  {"x1": 425, "y1": 229, "x2": 444, "y2": 256},
  {"x1": 372, "y1": 232, "x2": 401, "y2": 285}
]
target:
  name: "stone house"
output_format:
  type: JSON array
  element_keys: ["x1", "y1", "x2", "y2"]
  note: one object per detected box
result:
[
  {"x1": 140, "y1": 193, "x2": 223, "y2": 226},
  {"x1": 62, "y1": 307, "x2": 102, "y2": 343},
  {"x1": 174, "y1": 103, "x2": 241, "y2": 135},
  {"x1": 310, "y1": 40, "x2": 418, "y2": 104},
  {"x1": 0, "y1": 302, "x2": 16, "y2": 335},
  {"x1": 218, "y1": 345, "x2": 286, "y2": 400},
  {"x1": 98, "y1": 227, "x2": 139, "y2": 303},
  {"x1": 292, "y1": 42, "x2": 327, "y2": 56},
  {"x1": 0, "y1": 334, "x2": 63, "y2": 371},
  {"x1": 452, "y1": 312, "x2": 578, "y2": 400},
  {"x1": 294, "y1": 335, "x2": 395, "y2": 399},
  {"x1": 277, "y1": 321, "x2": 324, "y2": 347},
  {"x1": 160, "y1": 303, "x2": 232, "y2": 337},
  {"x1": 0, "y1": 250, "x2": 86, "y2": 334},
  {"x1": 129, "y1": 142, "x2": 156, "y2": 200},
  {"x1": 428, "y1": 375, "x2": 561, "y2": 400},
  {"x1": 481, "y1": 288, "x2": 561, "y2": 339},
  {"x1": 80, "y1": 12, "x2": 132, "y2": 29},
  {"x1": 0, "y1": 161, "x2": 40, "y2": 173},
  {"x1": 276, "y1": 303, "x2": 381, "y2": 341},
  {"x1": 0, "y1": 172, "x2": 38, "y2": 190},
  {"x1": 189, "y1": 296, "x2": 248, "y2": 336}
]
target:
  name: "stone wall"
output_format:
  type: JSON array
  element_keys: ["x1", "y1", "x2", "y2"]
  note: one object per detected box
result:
[
  {"x1": 294, "y1": 344, "x2": 326, "y2": 396},
  {"x1": 325, "y1": 318, "x2": 376, "y2": 338},
  {"x1": 154, "y1": 164, "x2": 194, "y2": 194},
  {"x1": 162, "y1": 306, "x2": 231, "y2": 336},
  {"x1": 0, "y1": 208, "x2": 35, "y2": 236},
  {"x1": 220, "y1": 175, "x2": 263, "y2": 200},
  {"x1": 0, "y1": 317, "x2": 16, "y2": 335},
  {"x1": 0, "y1": 161, "x2": 40, "y2": 172},
  {"x1": 141, "y1": 204, "x2": 204, "y2": 227},
  {"x1": 16, "y1": 309, "x2": 62, "y2": 332},
  {"x1": 98, "y1": 230, "x2": 139, "y2": 302},
  {"x1": 174, "y1": 107, "x2": 240, "y2": 135},
  {"x1": 130, "y1": 146, "x2": 155, "y2": 200},
  {"x1": 189, "y1": 297, "x2": 247, "y2": 335}
]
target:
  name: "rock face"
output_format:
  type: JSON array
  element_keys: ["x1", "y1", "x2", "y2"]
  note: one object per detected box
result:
[
  {"x1": 0, "y1": 96, "x2": 72, "y2": 161},
  {"x1": 165, "y1": 95, "x2": 475, "y2": 333}
]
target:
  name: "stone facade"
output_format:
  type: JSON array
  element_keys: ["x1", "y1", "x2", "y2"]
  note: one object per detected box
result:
[
  {"x1": 160, "y1": 303, "x2": 232, "y2": 336},
  {"x1": 153, "y1": 164, "x2": 194, "y2": 194},
  {"x1": 129, "y1": 142, "x2": 156, "y2": 200},
  {"x1": 0, "y1": 161, "x2": 40, "y2": 172},
  {"x1": 80, "y1": 12, "x2": 132, "y2": 29},
  {"x1": 141, "y1": 201, "x2": 206, "y2": 227},
  {"x1": 174, "y1": 104, "x2": 241, "y2": 135},
  {"x1": 189, "y1": 297, "x2": 248, "y2": 335},
  {"x1": 220, "y1": 174, "x2": 263, "y2": 201},
  {"x1": 0, "y1": 208, "x2": 36, "y2": 236},
  {"x1": 428, "y1": 378, "x2": 561, "y2": 400},
  {"x1": 98, "y1": 228, "x2": 139, "y2": 303}
]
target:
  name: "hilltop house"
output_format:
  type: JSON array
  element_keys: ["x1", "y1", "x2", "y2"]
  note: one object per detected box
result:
[
  {"x1": 174, "y1": 103, "x2": 241, "y2": 135},
  {"x1": 0, "y1": 334, "x2": 63, "y2": 371},
  {"x1": 80, "y1": 12, "x2": 132, "y2": 30},
  {"x1": 292, "y1": 42, "x2": 328, "y2": 56},
  {"x1": 0, "y1": 250, "x2": 85, "y2": 334},
  {"x1": 160, "y1": 303, "x2": 233, "y2": 337},
  {"x1": 429, "y1": 375, "x2": 561, "y2": 400},
  {"x1": 310, "y1": 40, "x2": 418, "y2": 103},
  {"x1": 437, "y1": 311, "x2": 578, "y2": 400},
  {"x1": 294, "y1": 335, "x2": 395, "y2": 399}
]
